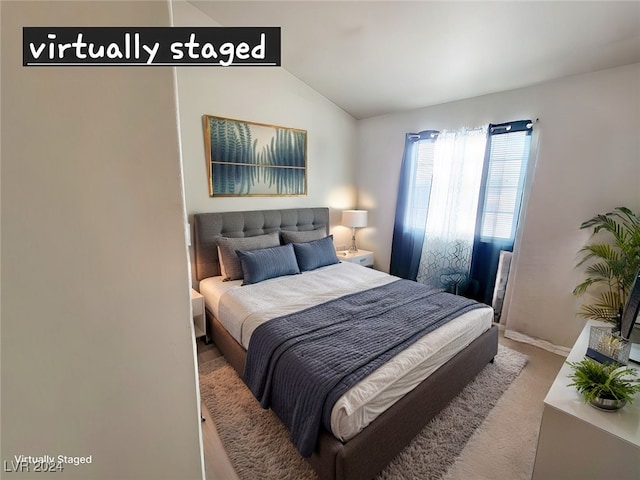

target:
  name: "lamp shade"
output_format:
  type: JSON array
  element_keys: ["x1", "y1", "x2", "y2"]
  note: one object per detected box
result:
[{"x1": 342, "y1": 210, "x2": 368, "y2": 228}]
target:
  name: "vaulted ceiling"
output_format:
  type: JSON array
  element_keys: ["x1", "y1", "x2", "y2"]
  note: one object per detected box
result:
[{"x1": 191, "y1": 1, "x2": 640, "y2": 119}]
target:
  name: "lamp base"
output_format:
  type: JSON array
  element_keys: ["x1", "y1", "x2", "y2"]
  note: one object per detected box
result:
[{"x1": 348, "y1": 231, "x2": 358, "y2": 253}]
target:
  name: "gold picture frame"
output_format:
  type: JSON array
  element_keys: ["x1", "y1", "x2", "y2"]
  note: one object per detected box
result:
[{"x1": 203, "y1": 115, "x2": 307, "y2": 197}]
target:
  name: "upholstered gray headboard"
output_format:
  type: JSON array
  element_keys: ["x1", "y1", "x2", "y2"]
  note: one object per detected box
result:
[{"x1": 193, "y1": 207, "x2": 330, "y2": 281}]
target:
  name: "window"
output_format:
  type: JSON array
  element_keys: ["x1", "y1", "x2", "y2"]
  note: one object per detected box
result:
[
  {"x1": 406, "y1": 139, "x2": 435, "y2": 229},
  {"x1": 390, "y1": 119, "x2": 533, "y2": 297},
  {"x1": 424, "y1": 128, "x2": 486, "y2": 239},
  {"x1": 479, "y1": 123, "x2": 532, "y2": 241}
]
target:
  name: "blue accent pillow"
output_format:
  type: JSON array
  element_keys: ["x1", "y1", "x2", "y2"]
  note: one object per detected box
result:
[
  {"x1": 292, "y1": 235, "x2": 339, "y2": 272},
  {"x1": 237, "y1": 243, "x2": 301, "y2": 285}
]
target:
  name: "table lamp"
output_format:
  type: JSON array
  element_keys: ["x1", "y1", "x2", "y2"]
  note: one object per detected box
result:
[{"x1": 342, "y1": 210, "x2": 368, "y2": 253}]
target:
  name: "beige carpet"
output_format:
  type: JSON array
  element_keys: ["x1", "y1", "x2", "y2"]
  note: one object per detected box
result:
[
  {"x1": 440, "y1": 335, "x2": 565, "y2": 480},
  {"x1": 199, "y1": 345, "x2": 527, "y2": 480}
]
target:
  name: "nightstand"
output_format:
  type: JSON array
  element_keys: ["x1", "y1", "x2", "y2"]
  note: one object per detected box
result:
[
  {"x1": 191, "y1": 288, "x2": 206, "y2": 340},
  {"x1": 337, "y1": 249, "x2": 374, "y2": 268}
]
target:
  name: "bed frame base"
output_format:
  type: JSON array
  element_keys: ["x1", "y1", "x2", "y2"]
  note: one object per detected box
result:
[{"x1": 208, "y1": 312, "x2": 499, "y2": 480}]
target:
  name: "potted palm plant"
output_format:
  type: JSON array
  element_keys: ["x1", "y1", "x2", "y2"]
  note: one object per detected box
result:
[
  {"x1": 567, "y1": 358, "x2": 640, "y2": 411},
  {"x1": 573, "y1": 207, "x2": 640, "y2": 322}
]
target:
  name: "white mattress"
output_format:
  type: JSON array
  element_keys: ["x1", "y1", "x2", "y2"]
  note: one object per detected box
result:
[{"x1": 199, "y1": 261, "x2": 493, "y2": 440}]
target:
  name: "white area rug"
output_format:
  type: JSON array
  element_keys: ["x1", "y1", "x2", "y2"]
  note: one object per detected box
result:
[{"x1": 199, "y1": 345, "x2": 527, "y2": 480}]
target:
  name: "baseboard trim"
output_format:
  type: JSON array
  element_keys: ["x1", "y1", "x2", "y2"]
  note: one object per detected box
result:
[{"x1": 504, "y1": 329, "x2": 571, "y2": 357}]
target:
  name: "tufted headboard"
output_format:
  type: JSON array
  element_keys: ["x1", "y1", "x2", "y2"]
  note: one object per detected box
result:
[{"x1": 192, "y1": 207, "x2": 330, "y2": 281}]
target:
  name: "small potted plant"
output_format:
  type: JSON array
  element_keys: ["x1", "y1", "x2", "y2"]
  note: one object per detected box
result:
[{"x1": 567, "y1": 358, "x2": 640, "y2": 411}]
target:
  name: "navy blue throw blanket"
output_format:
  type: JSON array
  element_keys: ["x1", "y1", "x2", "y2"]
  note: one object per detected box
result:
[{"x1": 243, "y1": 279, "x2": 485, "y2": 457}]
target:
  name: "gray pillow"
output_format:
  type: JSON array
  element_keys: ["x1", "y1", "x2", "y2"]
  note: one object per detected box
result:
[
  {"x1": 217, "y1": 232, "x2": 280, "y2": 281},
  {"x1": 292, "y1": 235, "x2": 339, "y2": 272},
  {"x1": 280, "y1": 229, "x2": 326, "y2": 245},
  {"x1": 237, "y1": 244, "x2": 300, "y2": 285}
]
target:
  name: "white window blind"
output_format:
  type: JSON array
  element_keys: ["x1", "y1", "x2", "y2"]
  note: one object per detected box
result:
[
  {"x1": 480, "y1": 129, "x2": 532, "y2": 241},
  {"x1": 405, "y1": 139, "x2": 436, "y2": 229}
]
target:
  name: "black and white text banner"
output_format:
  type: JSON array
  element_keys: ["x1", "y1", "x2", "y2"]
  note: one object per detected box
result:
[{"x1": 23, "y1": 27, "x2": 281, "y2": 66}]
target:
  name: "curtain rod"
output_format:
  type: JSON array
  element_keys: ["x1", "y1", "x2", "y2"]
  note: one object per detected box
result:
[
  {"x1": 492, "y1": 118, "x2": 539, "y2": 132},
  {"x1": 410, "y1": 119, "x2": 540, "y2": 139}
]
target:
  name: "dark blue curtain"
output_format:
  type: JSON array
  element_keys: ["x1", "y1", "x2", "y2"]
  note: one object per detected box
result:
[
  {"x1": 390, "y1": 131, "x2": 438, "y2": 280},
  {"x1": 469, "y1": 120, "x2": 533, "y2": 305}
]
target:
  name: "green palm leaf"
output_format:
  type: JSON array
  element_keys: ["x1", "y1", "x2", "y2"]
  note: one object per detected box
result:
[
  {"x1": 577, "y1": 304, "x2": 617, "y2": 321},
  {"x1": 574, "y1": 207, "x2": 640, "y2": 322},
  {"x1": 576, "y1": 244, "x2": 620, "y2": 267}
]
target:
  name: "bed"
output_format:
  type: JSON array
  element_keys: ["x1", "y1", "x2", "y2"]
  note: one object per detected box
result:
[{"x1": 193, "y1": 207, "x2": 499, "y2": 480}]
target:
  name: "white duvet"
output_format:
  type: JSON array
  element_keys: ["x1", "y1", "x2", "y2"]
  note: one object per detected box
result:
[{"x1": 199, "y1": 261, "x2": 492, "y2": 441}]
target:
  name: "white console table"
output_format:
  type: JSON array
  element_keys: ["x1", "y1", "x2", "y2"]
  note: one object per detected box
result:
[{"x1": 532, "y1": 320, "x2": 640, "y2": 480}]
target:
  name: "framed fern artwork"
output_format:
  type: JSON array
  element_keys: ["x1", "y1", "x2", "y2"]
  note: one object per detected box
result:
[{"x1": 203, "y1": 115, "x2": 307, "y2": 196}]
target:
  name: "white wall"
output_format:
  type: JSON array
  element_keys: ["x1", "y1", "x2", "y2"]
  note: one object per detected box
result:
[
  {"x1": 357, "y1": 63, "x2": 640, "y2": 350},
  {"x1": 172, "y1": 0, "x2": 358, "y2": 252},
  {"x1": 1, "y1": 2, "x2": 204, "y2": 479}
]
